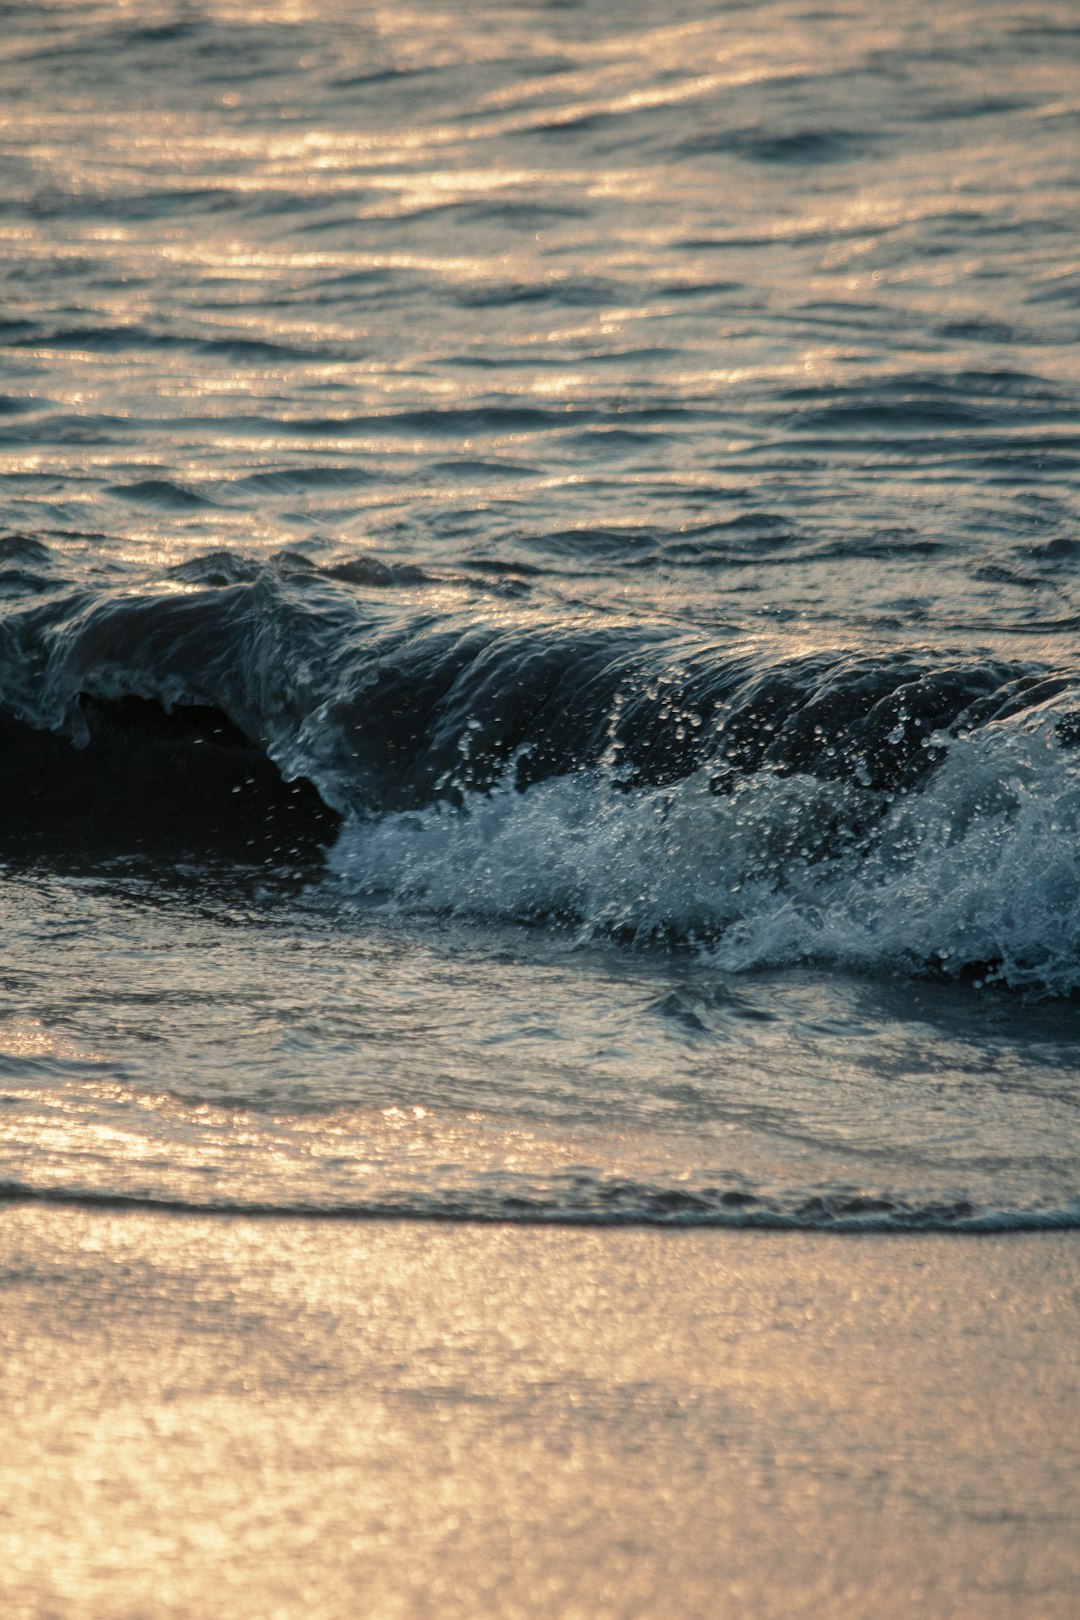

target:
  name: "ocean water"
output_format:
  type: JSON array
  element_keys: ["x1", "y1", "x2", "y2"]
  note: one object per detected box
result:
[{"x1": 1, "y1": 0, "x2": 1079, "y2": 1228}]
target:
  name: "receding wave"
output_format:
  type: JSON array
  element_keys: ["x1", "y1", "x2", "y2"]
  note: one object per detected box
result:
[{"x1": 2, "y1": 1177, "x2": 1077, "y2": 1231}]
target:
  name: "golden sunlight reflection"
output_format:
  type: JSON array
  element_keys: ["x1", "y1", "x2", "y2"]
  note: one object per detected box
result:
[
  {"x1": 7, "y1": 1077, "x2": 813, "y2": 1215},
  {"x1": 0, "y1": 1020, "x2": 105, "y2": 1065}
]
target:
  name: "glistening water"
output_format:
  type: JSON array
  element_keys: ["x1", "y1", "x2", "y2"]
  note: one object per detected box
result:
[{"x1": 1, "y1": 0, "x2": 1079, "y2": 1227}]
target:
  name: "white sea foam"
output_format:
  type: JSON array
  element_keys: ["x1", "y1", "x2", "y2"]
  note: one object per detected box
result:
[{"x1": 329, "y1": 706, "x2": 1080, "y2": 993}]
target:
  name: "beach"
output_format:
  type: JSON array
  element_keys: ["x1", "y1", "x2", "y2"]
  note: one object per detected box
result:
[
  {"x1": 2, "y1": 1, "x2": 1080, "y2": 1613},
  {"x1": 3, "y1": 1209, "x2": 1078, "y2": 1619}
]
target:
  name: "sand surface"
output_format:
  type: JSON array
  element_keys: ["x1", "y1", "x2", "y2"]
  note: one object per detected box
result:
[{"x1": 2, "y1": 1209, "x2": 1078, "y2": 1619}]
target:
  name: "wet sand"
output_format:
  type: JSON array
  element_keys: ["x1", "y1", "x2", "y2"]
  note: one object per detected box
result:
[{"x1": 2, "y1": 1209, "x2": 1078, "y2": 1619}]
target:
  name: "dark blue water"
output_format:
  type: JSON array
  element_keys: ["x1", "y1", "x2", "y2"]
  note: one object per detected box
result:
[{"x1": 1, "y1": 0, "x2": 1079, "y2": 1226}]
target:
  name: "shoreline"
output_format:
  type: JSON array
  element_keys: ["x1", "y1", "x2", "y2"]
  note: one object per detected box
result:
[
  {"x1": 3, "y1": 1190, "x2": 1077, "y2": 1233},
  {"x1": 2, "y1": 1208, "x2": 1078, "y2": 1619}
]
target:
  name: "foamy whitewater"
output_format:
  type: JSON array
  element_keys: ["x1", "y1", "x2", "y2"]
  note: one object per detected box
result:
[{"x1": 1, "y1": 0, "x2": 1079, "y2": 1226}]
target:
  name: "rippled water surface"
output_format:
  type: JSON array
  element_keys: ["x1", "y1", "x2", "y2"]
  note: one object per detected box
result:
[{"x1": 1, "y1": 0, "x2": 1079, "y2": 1224}]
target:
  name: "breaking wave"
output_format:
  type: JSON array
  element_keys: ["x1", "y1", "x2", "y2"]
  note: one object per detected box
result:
[
  {"x1": 4, "y1": 550, "x2": 1080, "y2": 991},
  {"x1": 330, "y1": 713, "x2": 1080, "y2": 994}
]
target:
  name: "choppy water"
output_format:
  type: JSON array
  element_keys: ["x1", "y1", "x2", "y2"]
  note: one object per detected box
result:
[{"x1": 1, "y1": 0, "x2": 1079, "y2": 1227}]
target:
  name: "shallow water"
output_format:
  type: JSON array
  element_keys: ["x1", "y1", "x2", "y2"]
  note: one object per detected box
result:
[{"x1": 1, "y1": 0, "x2": 1079, "y2": 1226}]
